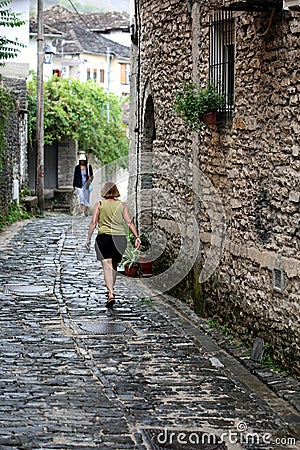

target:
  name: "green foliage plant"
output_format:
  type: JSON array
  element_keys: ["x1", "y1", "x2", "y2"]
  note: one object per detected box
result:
[
  {"x1": 122, "y1": 245, "x2": 140, "y2": 268},
  {"x1": 208, "y1": 319, "x2": 218, "y2": 328},
  {"x1": 173, "y1": 81, "x2": 225, "y2": 131},
  {"x1": 27, "y1": 75, "x2": 129, "y2": 164},
  {"x1": 0, "y1": 196, "x2": 31, "y2": 230},
  {"x1": 129, "y1": 231, "x2": 151, "y2": 253},
  {"x1": 0, "y1": 0, "x2": 26, "y2": 65},
  {"x1": 138, "y1": 297, "x2": 155, "y2": 305}
]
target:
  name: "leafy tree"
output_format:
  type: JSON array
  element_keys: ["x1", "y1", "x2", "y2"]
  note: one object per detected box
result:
[
  {"x1": 27, "y1": 75, "x2": 129, "y2": 164},
  {"x1": 0, "y1": 0, "x2": 26, "y2": 65}
]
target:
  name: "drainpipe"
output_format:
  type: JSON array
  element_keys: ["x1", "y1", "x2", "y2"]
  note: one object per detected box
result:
[{"x1": 106, "y1": 47, "x2": 111, "y2": 122}]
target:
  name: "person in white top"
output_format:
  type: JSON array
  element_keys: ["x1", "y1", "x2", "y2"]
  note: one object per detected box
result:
[{"x1": 73, "y1": 153, "x2": 93, "y2": 216}]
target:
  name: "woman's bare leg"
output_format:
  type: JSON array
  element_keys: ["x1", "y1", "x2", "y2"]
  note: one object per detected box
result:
[
  {"x1": 112, "y1": 261, "x2": 118, "y2": 286},
  {"x1": 101, "y1": 258, "x2": 115, "y2": 299}
]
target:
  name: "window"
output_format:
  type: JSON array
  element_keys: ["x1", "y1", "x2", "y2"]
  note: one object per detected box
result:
[
  {"x1": 87, "y1": 68, "x2": 91, "y2": 80},
  {"x1": 209, "y1": 11, "x2": 235, "y2": 122},
  {"x1": 120, "y1": 63, "x2": 130, "y2": 85},
  {"x1": 52, "y1": 69, "x2": 61, "y2": 77},
  {"x1": 93, "y1": 69, "x2": 97, "y2": 81},
  {"x1": 99, "y1": 69, "x2": 105, "y2": 83}
]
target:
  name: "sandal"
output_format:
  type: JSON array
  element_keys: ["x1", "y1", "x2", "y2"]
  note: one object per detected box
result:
[{"x1": 105, "y1": 296, "x2": 115, "y2": 309}]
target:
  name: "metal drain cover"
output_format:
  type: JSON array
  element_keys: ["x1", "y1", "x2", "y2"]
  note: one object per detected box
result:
[
  {"x1": 141, "y1": 429, "x2": 227, "y2": 450},
  {"x1": 74, "y1": 321, "x2": 134, "y2": 336},
  {"x1": 5, "y1": 284, "x2": 52, "y2": 296}
]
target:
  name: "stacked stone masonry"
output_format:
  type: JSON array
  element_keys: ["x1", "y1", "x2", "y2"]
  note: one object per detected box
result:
[{"x1": 0, "y1": 77, "x2": 28, "y2": 216}]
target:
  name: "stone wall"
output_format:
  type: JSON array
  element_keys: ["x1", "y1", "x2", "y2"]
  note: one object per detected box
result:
[
  {"x1": 195, "y1": 5, "x2": 300, "y2": 375},
  {"x1": 130, "y1": 0, "x2": 197, "y2": 293},
  {"x1": 0, "y1": 76, "x2": 28, "y2": 216},
  {"x1": 130, "y1": 1, "x2": 300, "y2": 375},
  {"x1": 57, "y1": 138, "x2": 78, "y2": 188}
]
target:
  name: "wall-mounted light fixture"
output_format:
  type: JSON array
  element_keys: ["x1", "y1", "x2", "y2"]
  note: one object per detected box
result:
[{"x1": 44, "y1": 43, "x2": 55, "y2": 64}]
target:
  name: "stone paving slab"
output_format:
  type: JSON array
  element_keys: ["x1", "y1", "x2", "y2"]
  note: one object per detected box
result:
[{"x1": 0, "y1": 214, "x2": 299, "y2": 449}]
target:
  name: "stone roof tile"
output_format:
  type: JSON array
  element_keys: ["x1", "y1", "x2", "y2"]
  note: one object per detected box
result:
[
  {"x1": 42, "y1": 5, "x2": 130, "y2": 31},
  {"x1": 30, "y1": 5, "x2": 130, "y2": 59},
  {"x1": 30, "y1": 6, "x2": 130, "y2": 58},
  {"x1": 53, "y1": 24, "x2": 130, "y2": 58},
  {"x1": 29, "y1": 19, "x2": 64, "y2": 36}
]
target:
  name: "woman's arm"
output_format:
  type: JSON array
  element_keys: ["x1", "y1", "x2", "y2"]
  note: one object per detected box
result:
[
  {"x1": 73, "y1": 165, "x2": 78, "y2": 189},
  {"x1": 122, "y1": 204, "x2": 141, "y2": 249},
  {"x1": 86, "y1": 202, "x2": 101, "y2": 250}
]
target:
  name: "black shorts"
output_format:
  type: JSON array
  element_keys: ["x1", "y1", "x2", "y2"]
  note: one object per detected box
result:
[{"x1": 95, "y1": 234, "x2": 127, "y2": 263}]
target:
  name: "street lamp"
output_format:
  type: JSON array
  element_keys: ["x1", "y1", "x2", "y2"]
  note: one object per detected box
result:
[{"x1": 44, "y1": 43, "x2": 55, "y2": 64}]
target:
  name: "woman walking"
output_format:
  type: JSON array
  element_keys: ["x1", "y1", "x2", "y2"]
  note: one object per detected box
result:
[
  {"x1": 86, "y1": 181, "x2": 140, "y2": 308},
  {"x1": 73, "y1": 153, "x2": 93, "y2": 216}
]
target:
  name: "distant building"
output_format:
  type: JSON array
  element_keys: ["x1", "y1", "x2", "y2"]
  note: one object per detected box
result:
[
  {"x1": 29, "y1": 6, "x2": 131, "y2": 97},
  {"x1": 27, "y1": 7, "x2": 131, "y2": 201}
]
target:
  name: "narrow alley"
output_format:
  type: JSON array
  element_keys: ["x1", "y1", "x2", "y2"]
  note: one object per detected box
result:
[{"x1": 0, "y1": 214, "x2": 299, "y2": 449}]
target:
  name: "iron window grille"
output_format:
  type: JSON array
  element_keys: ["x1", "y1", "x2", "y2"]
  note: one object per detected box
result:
[
  {"x1": 209, "y1": 10, "x2": 235, "y2": 123},
  {"x1": 273, "y1": 268, "x2": 285, "y2": 293}
]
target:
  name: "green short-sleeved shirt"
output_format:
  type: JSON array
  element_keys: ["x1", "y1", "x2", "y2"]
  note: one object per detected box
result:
[{"x1": 98, "y1": 199, "x2": 126, "y2": 235}]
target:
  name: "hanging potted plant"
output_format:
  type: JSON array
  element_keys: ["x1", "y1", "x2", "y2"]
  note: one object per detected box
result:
[{"x1": 173, "y1": 81, "x2": 225, "y2": 130}]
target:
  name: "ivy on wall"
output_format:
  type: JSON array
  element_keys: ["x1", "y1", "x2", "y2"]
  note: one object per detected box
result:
[
  {"x1": 0, "y1": 81, "x2": 14, "y2": 170},
  {"x1": 0, "y1": 80, "x2": 31, "y2": 231}
]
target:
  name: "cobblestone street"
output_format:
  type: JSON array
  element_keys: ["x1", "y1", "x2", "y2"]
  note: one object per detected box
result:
[{"x1": 0, "y1": 214, "x2": 299, "y2": 449}]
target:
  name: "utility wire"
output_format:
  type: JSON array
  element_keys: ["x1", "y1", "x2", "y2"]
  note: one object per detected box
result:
[
  {"x1": 67, "y1": 0, "x2": 92, "y2": 31},
  {"x1": 66, "y1": 0, "x2": 123, "y2": 53}
]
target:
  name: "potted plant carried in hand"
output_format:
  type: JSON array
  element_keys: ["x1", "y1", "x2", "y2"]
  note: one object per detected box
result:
[
  {"x1": 129, "y1": 232, "x2": 151, "y2": 252},
  {"x1": 138, "y1": 233, "x2": 152, "y2": 276},
  {"x1": 129, "y1": 232, "x2": 152, "y2": 277},
  {"x1": 173, "y1": 81, "x2": 225, "y2": 130},
  {"x1": 122, "y1": 246, "x2": 140, "y2": 277}
]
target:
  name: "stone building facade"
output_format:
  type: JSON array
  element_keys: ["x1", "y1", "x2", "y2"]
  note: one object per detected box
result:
[
  {"x1": 0, "y1": 76, "x2": 28, "y2": 217},
  {"x1": 130, "y1": 0, "x2": 300, "y2": 375}
]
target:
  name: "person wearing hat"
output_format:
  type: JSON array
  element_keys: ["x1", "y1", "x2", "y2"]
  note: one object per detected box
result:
[
  {"x1": 85, "y1": 181, "x2": 141, "y2": 308},
  {"x1": 73, "y1": 153, "x2": 94, "y2": 216}
]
